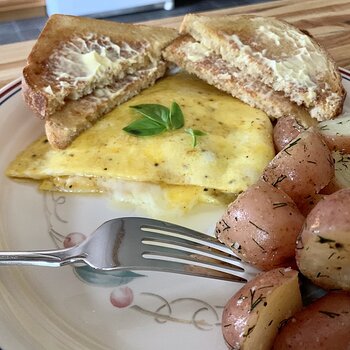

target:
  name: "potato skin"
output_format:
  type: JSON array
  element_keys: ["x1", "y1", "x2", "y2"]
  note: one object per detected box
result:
[
  {"x1": 263, "y1": 128, "x2": 334, "y2": 208},
  {"x1": 216, "y1": 180, "x2": 304, "y2": 270},
  {"x1": 321, "y1": 151, "x2": 350, "y2": 195},
  {"x1": 273, "y1": 292, "x2": 350, "y2": 349},
  {"x1": 297, "y1": 193, "x2": 326, "y2": 217},
  {"x1": 222, "y1": 268, "x2": 301, "y2": 350},
  {"x1": 323, "y1": 134, "x2": 350, "y2": 154},
  {"x1": 296, "y1": 189, "x2": 350, "y2": 291},
  {"x1": 273, "y1": 116, "x2": 305, "y2": 152},
  {"x1": 319, "y1": 114, "x2": 350, "y2": 153}
]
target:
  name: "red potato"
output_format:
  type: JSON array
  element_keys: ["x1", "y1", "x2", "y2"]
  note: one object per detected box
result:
[
  {"x1": 318, "y1": 113, "x2": 350, "y2": 153},
  {"x1": 216, "y1": 180, "x2": 305, "y2": 270},
  {"x1": 273, "y1": 115, "x2": 306, "y2": 152},
  {"x1": 296, "y1": 188, "x2": 350, "y2": 291},
  {"x1": 262, "y1": 128, "x2": 334, "y2": 208},
  {"x1": 222, "y1": 268, "x2": 302, "y2": 350},
  {"x1": 273, "y1": 291, "x2": 350, "y2": 349},
  {"x1": 321, "y1": 151, "x2": 350, "y2": 194},
  {"x1": 297, "y1": 193, "x2": 326, "y2": 217}
]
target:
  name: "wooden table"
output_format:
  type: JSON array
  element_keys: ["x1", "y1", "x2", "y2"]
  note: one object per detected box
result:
[{"x1": 1, "y1": 0, "x2": 350, "y2": 88}]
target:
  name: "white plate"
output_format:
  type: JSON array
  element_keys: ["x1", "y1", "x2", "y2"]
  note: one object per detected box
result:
[{"x1": 0, "y1": 70, "x2": 350, "y2": 350}]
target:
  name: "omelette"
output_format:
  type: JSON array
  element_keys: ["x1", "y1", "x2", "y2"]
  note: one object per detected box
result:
[{"x1": 7, "y1": 73, "x2": 275, "y2": 216}]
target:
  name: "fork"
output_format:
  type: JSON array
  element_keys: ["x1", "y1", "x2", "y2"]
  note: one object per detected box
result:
[{"x1": 0, "y1": 217, "x2": 259, "y2": 282}]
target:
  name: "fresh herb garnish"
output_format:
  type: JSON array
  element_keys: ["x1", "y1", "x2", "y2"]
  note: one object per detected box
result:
[
  {"x1": 278, "y1": 317, "x2": 292, "y2": 330},
  {"x1": 185, "y1": 128, "x2": 207, "y2": 147},
  {"x1": 328, "y1": 252, "x2": 336, "y2": 260},
  {"x1": 317, "y1": 235, "x2": 336, "y2": 244},
  {"x1": 272, "y1": 202, "x2": 288, "y2": 209},
  {"x1": 124, "y1": 102, "x2": 184, "y2": 135},
  {"x1": 316, "y1": 272, "x2": 329, "y2": 278},
  {"x1": 319, "y1": 310, "x2": 340, "y2": 318},
  {"x1": 243, "y1": 325, "x2": 255, "y2": 337},
  {"x1": 170, "y1": 101, "x2": 185, "y2": 129},
  {"x1": 252, "y1": 238, "x2": 266, "y2": 251},
  {"x1": 250, "y1": 295, "x2": 264, "y2": 311},
  {"x1": 220, "y1": 219, "x2": 231, "y2": 231},
  {"x1": 123, "y1": 117, "x2": 167, "y2": 136},
  {"x1": 319, "y1": 124, "x2": 330, "y2": 131},
  {"x1": 249, "y1": 221, "x2": 269, "y2": 235},
  {"x1": 124, "y1": 102, "x2": 205, "y2": 147},
  {"x1": 272, "y1": 174, "x2": 287, "y2": 187},
  {"x1": 283, "y1": 137, "x2": 301, "y2": 155},
  {"x1": 249, "y1": 288, "x2": 265, "y2": 312},
  {"x1": 130, "y1": 104, "x2": 171, "y2": 126}
]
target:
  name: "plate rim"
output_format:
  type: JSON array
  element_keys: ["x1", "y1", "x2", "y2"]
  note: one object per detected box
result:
[{"x1": 0, "y1": 68, "x2": 350, "y2": 350}]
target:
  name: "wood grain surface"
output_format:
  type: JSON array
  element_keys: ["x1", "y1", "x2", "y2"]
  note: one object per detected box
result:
[
  {"x1": 0, "y1": 0, "x2": 46, "y2": 21},
  {"x1": 1, "y1": 0, "x2": 350, "y2": 88}
]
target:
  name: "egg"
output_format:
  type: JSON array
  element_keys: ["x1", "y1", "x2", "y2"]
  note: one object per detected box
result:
[{"x1": 6, "y1": 73, "x2": 275, "y2": 215}]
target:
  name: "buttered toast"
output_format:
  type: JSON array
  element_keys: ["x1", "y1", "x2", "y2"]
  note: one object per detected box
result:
[
  {"x1": 45, "y1": 63, "x2": 166, "y2": 149},
  {"x1": 22, "y1": 14, "x2": 177, "y2": 148},
  {"x1": 164, "y1": 14, "x2": 345, "y2": 121},
  {"x1": 163, "y1": 35, "x2": 313, "y2": 125}
]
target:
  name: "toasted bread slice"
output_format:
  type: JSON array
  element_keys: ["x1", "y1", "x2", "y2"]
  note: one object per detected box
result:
[
  {"x1": 179, "y1": 14, "x2": 345, "y2": 121},
  {"x1": 45, "y1": 62, "x2": 167, "y2": 149},
  {"x1": 163, "y1": 35, "x2": 314, "y2": 126},
  {"x1": 23, "y1": 14, "x2": 177, "y2": 119}
]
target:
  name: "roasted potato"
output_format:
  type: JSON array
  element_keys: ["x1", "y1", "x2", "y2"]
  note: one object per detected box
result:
[
  {"x1": 262, "y1": 128, "x2": 334, "y2": 207},
  {"x1": 297, "y1": 193, "x2": 326, "y2": 217},
  {"x1": 296, "y1": 188, "x2": 350, "y2": 291},
  {"x1": 222, "y1": 268, "x2": 302, "y2": 350},
  {"x1": 216, "y1": 180, "x2": 304, "y2": 270},
  {"x1": 273, "y1": 291, "x2": 350, "y2": 349},
  {"x1": 321, "y1": 151, "x2": 350, "y2": 194},
  {"x1": 318, "y1": 113, "x2": 350, "y2": 153},
  {"x1": 273, "y1": 116, "x2": 306, "y2": 152}
]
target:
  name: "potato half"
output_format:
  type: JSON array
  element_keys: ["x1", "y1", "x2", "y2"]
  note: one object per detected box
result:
[
  {"x1": 262, "y1": 128, "x2": 334, "y2": 208},
  {"x1": 321, "y1": 151, "x2": 350, "y2": 194},
  {"x1": 296, "y1": 188, "x2": 350, "y2": 291},
  {"x1": 273, "y1": 115, "x2": 306, "y2": 152},
  {"x1": 222, "y1": 268, "x2": 302, "y2": 350},
  {"x1": 318, "y1": 113, "x2": 350, "y2": 153},
  {"x1": 273, "y1": 291, "x2": 350, "y2": 349},
  {"x1": 216, "y1": 180, "x2": 304, "y2": 270}
]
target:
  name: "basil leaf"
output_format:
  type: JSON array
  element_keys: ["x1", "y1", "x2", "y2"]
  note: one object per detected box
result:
[
  {"x1": 123, "y1": 117, "x2": 167, "y2": 136},
  {"x1": 124, "y1": 101, "x2": 188, "y2": 138},
  {"x1": 170, "y1": 101, "x2": 185, "y2": 130},
  {"x1": 130, "y1": 104, "x2": 170, "y2": 127},
  {"x1": 185, "y1": 128, "x2": 207, "y2": 147}
]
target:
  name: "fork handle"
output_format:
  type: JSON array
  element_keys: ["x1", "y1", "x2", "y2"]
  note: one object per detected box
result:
[{"x1": 0, "y1": 248, "x2": 85, "y2": 267}]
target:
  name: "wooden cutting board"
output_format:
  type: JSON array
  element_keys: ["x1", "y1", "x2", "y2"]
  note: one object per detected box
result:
[{"x1": 1, "y1": 0, "x2": 350, "y2": 88}]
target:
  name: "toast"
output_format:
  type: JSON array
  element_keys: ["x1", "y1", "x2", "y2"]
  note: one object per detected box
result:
[
  {"x1": 45, "y1": 62, "x2": 166, "y2": 149},
  {"x1": 164, "y1": 14, "x2": 345, "y2": 121},
  {"x1": 163, "y1": 35, "x2": 313, "y2": 125},
  {"x1": 22, "y1": 14, "x2": 178, "y2": 119}
]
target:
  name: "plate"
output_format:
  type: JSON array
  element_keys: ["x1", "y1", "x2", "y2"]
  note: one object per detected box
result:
[{"x1": 0, "y1": 69, "x2": 350, "y2": 350}]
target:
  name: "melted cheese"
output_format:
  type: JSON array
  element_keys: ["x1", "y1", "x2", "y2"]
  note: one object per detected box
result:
[{"x1": 7, "y1": 73, "x2": 274, "y2": 215}]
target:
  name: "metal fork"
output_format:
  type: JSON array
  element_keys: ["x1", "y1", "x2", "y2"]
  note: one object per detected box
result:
[{"x1": 0, "y1": 217, "x2": 259, "y2": 282}]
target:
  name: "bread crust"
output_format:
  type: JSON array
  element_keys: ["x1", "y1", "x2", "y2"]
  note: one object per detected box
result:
[
  {"x1": 45, "y1": 62, "x2": 167, "y2": 149},
  {"x1": 22, "y1": 74, "x2": 47, "y2": 120},
  {"x1": 179, "y1": 14, "x2": 345, "y2": 121},
  {"x1": 23, "y1": 14, "x2": 178, "y2": 119}
]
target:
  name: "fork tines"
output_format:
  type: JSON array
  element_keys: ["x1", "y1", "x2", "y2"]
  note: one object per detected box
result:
[{"x1": 137, "y1": 220, "x2": 258, "y2": 282}]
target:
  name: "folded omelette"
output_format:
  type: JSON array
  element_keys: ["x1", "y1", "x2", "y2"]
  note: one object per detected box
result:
[{"x1": 7, "y1": 73, "x2": 275, "y2": 216}]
